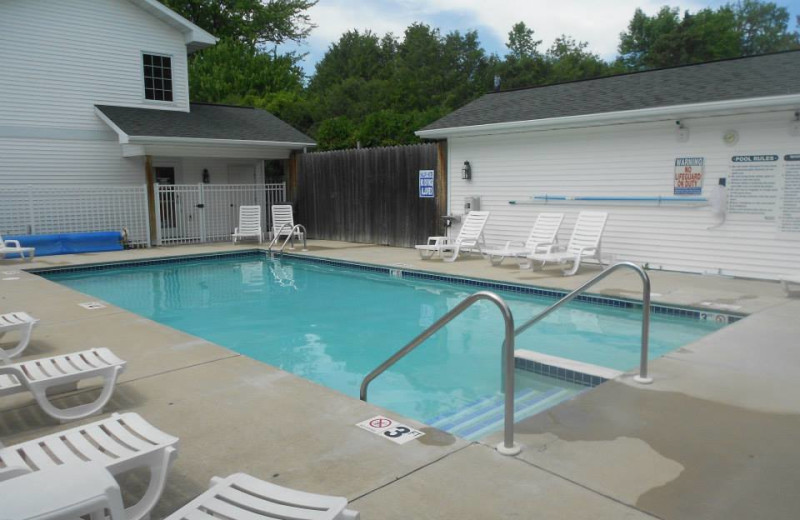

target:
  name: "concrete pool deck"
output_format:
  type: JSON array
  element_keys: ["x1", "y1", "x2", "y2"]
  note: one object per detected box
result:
[{"x1": 1, "y1": 241, "x2": 798, "y2": 519}]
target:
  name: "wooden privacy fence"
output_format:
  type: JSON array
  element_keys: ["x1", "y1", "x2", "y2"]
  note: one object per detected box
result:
[{"x1": 295, "y1": 143, "x2": 445, "y2": 247}]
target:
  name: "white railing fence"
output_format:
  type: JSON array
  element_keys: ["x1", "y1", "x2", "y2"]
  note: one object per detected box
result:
[
  {"x1": 155, "y1": 183, "x2": 286, "y2": 245},
  {"x1": 0, "y1": 185, "x2": 151, "y2": 247}
]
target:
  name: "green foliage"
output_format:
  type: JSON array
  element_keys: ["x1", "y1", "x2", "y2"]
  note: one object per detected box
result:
[
  {"x1": 189, "y1": 39, "x2": 305, "y2": 102},
  {"x1": 160, "y1": 0, "x2": 316, "y2": 46},
  {"x1": 619, "y1": 2, "x2": 799, "y2": 69},
  {"x1": 163, "y1": 0, "x2": 800, "y2": 151}
]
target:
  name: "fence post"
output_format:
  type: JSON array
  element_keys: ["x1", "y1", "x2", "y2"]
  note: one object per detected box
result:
[
  {"x1": 143, "y1": 184, "x2": 152, "y2": 247},
  {"x1": 198, "y1": 183, "x2": 207, "y2": 242},
  {"x1": 153, "y1": 183, "x2": 163, "y2": 246}
]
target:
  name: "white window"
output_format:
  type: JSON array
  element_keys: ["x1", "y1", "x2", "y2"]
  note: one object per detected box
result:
[{"x1": 143, "y1": 53, "x2": 173, "y2": 102}]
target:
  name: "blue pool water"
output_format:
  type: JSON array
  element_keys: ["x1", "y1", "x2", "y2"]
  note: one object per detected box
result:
[{"x1": 44, "y1": 255, "x2": 724, "y2": 438}]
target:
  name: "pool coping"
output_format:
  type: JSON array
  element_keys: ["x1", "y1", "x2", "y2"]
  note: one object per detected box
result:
[{"x1": 30, "y1": 248, "x2": 746, "y2": 325}]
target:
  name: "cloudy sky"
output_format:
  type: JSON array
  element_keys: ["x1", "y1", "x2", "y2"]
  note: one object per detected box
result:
[{"x1": 280, "y1": 0, "x2": 800, "y2": 76}]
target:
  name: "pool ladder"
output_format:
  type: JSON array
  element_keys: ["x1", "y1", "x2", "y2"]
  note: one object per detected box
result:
[
  {"x1": 267, "y1": 223, "x2": 308, "y2": 255},
  {"x1": 359, "y1": 261, "x2": 652, "y2": 456}
]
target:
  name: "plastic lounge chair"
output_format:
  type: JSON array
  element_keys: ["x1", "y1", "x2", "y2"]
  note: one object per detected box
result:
[
  {"x1": 165, "y1": 472, "x2": 359, "y2": 520},
  {"x1": 0, "y1": 233, "x2": 35, "y2": 261},
  {"x1": 0, "y1": 347, "x2": 126, "y2": 422},
  {"x1": 232, "y1": 205, "x2": 263, "y2": 244},
  {"x1": 483, "y1": 212, "x2": 564, "y2": 266},
  {"x1": 415, "y1": 211, "x2": 490, "y2": 263},
  {"x1": 271, "y1": 204, "x2": 304, "y2": 242},
  {"x1": 0, "y1": 412, "x2": 178, "y2": 520},
  {"x1": 2, "y1": 461, "x2": 126, "y2": 520},
  {"x1": 526, "y1": 211, "x2": 608, "y2": 276},
  {"x1": 0, "y1": 311, "x2": 38, "y2": 359}
]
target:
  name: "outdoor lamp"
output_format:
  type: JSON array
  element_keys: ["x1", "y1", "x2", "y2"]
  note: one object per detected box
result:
[
  {"x1": 202, "y1": 169, "x2": 210, "y2": 183},
  {"x1": 461, "y1": 161, "x2": 472, "y2": 180}
]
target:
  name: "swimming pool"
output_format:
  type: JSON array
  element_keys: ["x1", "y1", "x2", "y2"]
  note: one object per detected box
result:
[{"x1": 43, "y1": 253, "x2": 725, "y2": 439}]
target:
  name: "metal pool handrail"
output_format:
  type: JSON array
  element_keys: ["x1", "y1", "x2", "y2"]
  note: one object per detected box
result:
[
  {"x1": 267, "y1": 224, "x2": 308, "y2": 254},
  {"x1": 515, "y1": 261, "x2": 653, "y2": 384},
  {"x1": 360, "y1": 291, "x2": 521, "y2": 456}
]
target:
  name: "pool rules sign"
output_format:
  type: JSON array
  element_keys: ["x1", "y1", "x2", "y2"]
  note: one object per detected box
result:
[{"x1": 419, "y1": 170, "x2": 435, "y2": 198}]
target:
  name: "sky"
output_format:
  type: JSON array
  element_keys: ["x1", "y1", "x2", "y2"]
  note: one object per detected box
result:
[{"x1": 279, "y1": 0, "x2": 800, "y2": 76}]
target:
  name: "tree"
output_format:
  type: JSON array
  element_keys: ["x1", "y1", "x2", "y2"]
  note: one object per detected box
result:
[
  {"x1": 506, "y1": 22, "x2": 542, "y2": 59},
  {"x1": 618, "y1": 2, "x2": 799, "y2": 70},
  {"x1": 160, "y1": 0, "x2": 316, "y2": 47},
  {"x1": 545, "y1": 36, "x2": 611, "y2": 83}
]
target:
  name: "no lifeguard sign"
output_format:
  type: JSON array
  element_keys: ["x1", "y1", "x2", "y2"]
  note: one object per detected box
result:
[
  {"x1": 419, "y1": 170, "x2": 434, "y2": 198},
  {"x1": 356, "y1": 415, "x2": 425, "y2": 445}
]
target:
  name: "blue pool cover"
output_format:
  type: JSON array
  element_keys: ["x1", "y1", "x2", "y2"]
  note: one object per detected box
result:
[{"x1": 4, "y1": 232, "x2": 123, "y2": 257}]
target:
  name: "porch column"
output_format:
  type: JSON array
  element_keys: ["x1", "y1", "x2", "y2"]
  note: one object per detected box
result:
[
  {"x1": 287, "y1": 151, "x2": 299, "y2": 202},
  {"x1": 145, "y1": 155, "x2": 158, "y2": 245}
]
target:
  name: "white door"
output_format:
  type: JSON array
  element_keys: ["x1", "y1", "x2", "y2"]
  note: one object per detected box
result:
[{"x1": 228, "y1": 164, "x2": 256, "y2": 184}]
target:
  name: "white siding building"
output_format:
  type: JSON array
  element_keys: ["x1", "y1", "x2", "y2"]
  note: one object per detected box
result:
[
  {"x1": 418, "y1": 52, "x2": 800, "y2": 280},
  {"x1": 0, "y1": 0, "x2": 313, "y2": 245}
]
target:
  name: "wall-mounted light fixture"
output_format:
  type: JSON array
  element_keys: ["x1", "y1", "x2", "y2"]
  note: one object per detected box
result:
[
  {"x1": 461, "y1": 160, "x2": 472, "y2": 180},
  {"x1": 722, "y1": 129, "x2": 739, "y2": 146},
  {"x1": 675, "y1": 120, "x2": 689, "y2": 142},
  {"x1": 202, "y1": 168, "x2": 210, "y2": 184},
  {"x1": 790, "y1": 111, "x2": 800, "y2": 136}
]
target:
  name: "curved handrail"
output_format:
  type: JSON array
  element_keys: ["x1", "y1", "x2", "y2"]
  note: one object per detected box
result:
[
  {"x1": 360, "y1": 291, "x2": 521, "y2": 455},
  {"x1": 267, "y1": 222, "x2": 293, "y2": 252},
  {"x1": 277, "y1": 224, "x2": 307, "y2": 253},
  {"x1": 515, "y1": 261, "x2": 653, "y2": 384}
]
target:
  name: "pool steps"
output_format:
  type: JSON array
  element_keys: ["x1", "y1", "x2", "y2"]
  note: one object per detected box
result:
[
  {"x1": 426, "y1": 386, "x2": 579, "y2": 441},
  {"x1": 514, "y1": 349, "x2": 622, "y2": 387}
]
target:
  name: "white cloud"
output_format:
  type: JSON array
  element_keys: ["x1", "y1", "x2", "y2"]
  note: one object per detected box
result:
[{"x1": 303, "y1": 0, "x2": 707, "y2": 59}]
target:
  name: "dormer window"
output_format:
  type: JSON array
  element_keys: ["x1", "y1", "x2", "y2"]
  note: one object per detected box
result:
[{"x1": 143, "y1": 53, "x2": 173, "y2": 102}]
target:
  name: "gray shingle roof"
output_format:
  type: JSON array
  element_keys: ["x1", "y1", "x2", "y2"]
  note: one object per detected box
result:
[
  {"x1": 421, "y1": 51, "x2": 800, "y2": 132},
  {"x1": 97, "y1": 103, "x2": 314, "y2": 145}
]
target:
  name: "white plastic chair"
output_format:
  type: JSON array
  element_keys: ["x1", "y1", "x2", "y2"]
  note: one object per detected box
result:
[
  {"x1": 232, "y1": 205, "x2": 263, "y2": 244},
  {"x1": 527, "y1": 211, "x2": 608, "y2": 276},
  {"x1": 1, "y1": 461, "x2": 126, "y2": 520},
  {"x1": 0, "y1": 347, "x2": 126, "y2": 422},
  {"x1": 416, "y1": 211, "x2": 491, "y2": 262},
  {"x1": 0, "y1": 412, "x2": 178, "y2": 520},
  {"x1": 165, "y1": 472, "x2": 359, "y2": 520},
  {"x1": 483, "y1": 212, "x2": 564, "y2": 266},
  {"x1": 0, "y1": 311, "x2": 38, "y2": 359},
  {"x1": 271, "y1": 204, "x2": 304, "y2": 242},
  {"x1": 0, "y1": 233, "x2": 35, "y2": 261}
]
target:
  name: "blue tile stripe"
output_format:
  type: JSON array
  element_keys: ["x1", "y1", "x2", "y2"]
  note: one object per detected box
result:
[
  {"x1": 30, "y1": 249, "x2": 744, "y2": 323},
  {"x1": 515, "y1": 357, "x2": 607, "y2": 387}
]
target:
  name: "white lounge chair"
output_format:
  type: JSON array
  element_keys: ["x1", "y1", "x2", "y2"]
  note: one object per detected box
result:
[
  {"x1": 416, "y1": 211, "x2": 490, "y2": 262},
  {"x1": 166, "y1": 472, "x2": 360, "y2": 520},
  {"x1": 0, "y1": 347, "x2": 126, "y2": 422},
  {"x1": 483, "y1": 212, "x2": 564, "y2": 266},
  {"x1": 0, "y1": 233, "x2": 35, "y2": 261},
  {"x1": 232, "y1": 205, "x2": 263, "y2": 244},
  {"x1": 526, "y1": 211, "x2": 608, "y2": 276},
  {"x1": 0, "y1": 412, "x2": 178, "y2": 520},
  {"x1": 0, "y1": 311, "x2": 38, "y2": 359},
  {"x1": 271, "y1": 204, "x2": 304, "y2": 242}
]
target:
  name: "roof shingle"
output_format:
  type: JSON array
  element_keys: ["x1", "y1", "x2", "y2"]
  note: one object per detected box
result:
[
  {"x1": 421, "y1": 51, "x2": 800, "y2": 132},
  {"x1": 97, "y1": 103, "x2": 314, "y2": 145}
]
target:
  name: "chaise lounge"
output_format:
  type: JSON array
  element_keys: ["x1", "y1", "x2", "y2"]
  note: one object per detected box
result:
[
  {"x1": 526, "y1": 211, "x2": 608, "y2": 276},
  {"x1": 483, "y1": 212, "x2": 564, "y2": 266},
  {"x1": 416, "y1": 211, "x2": 490, "y2": 262}
]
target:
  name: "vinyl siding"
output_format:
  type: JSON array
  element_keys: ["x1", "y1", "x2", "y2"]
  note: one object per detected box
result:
[
  {"x1": 0, "y1": 0, "x2": 190, "y2": 132},
  {"x1": 447, "y1": 110, "x2": 800, "y2": 280}
]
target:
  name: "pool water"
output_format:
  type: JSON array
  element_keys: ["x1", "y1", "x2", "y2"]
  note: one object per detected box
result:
[{"x1": 45, "y1": 255, "x2": 724, "y2": 439}]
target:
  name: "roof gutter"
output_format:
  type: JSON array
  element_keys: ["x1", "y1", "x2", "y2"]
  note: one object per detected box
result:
[
  {"x1": 128, "y1": 135, "x2": 316, "y2": 148},
  {"x1": 415, "y1": 94, "x2": 800, "y2": 139}
]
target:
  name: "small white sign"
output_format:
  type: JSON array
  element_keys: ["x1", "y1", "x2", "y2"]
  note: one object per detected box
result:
[
  {"x1": 356, "y1": 415, "x2": 425, "y2": 445},
  {"x1": 78, "y1": 301, "x2": 107, "y2": 310},
  {"x1": 419, "y1": 170, "x2": 435, "y2": 198}
]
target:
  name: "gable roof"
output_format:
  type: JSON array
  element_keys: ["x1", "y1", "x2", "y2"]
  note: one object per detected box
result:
[
  {"x1": 418, "y1": 51, "x2": 800, "y2": 137},
  {"x1": 128, "y1": 0, "x2": 217, "y2": 52},
  {"x1": 96, "y1": 103, "x2": 315, "y2": 147}
]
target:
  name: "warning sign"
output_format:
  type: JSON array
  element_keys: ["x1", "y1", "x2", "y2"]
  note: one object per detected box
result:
[
  {"x1": 674, "y1": 157, "x2": 704, "y2": 195},
  {"x1": 356, "y1": 415, "x2": 425, "y2": 445},
  {"x1": 419, "y1": 170, "x2": 435, "y2": 198}
]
